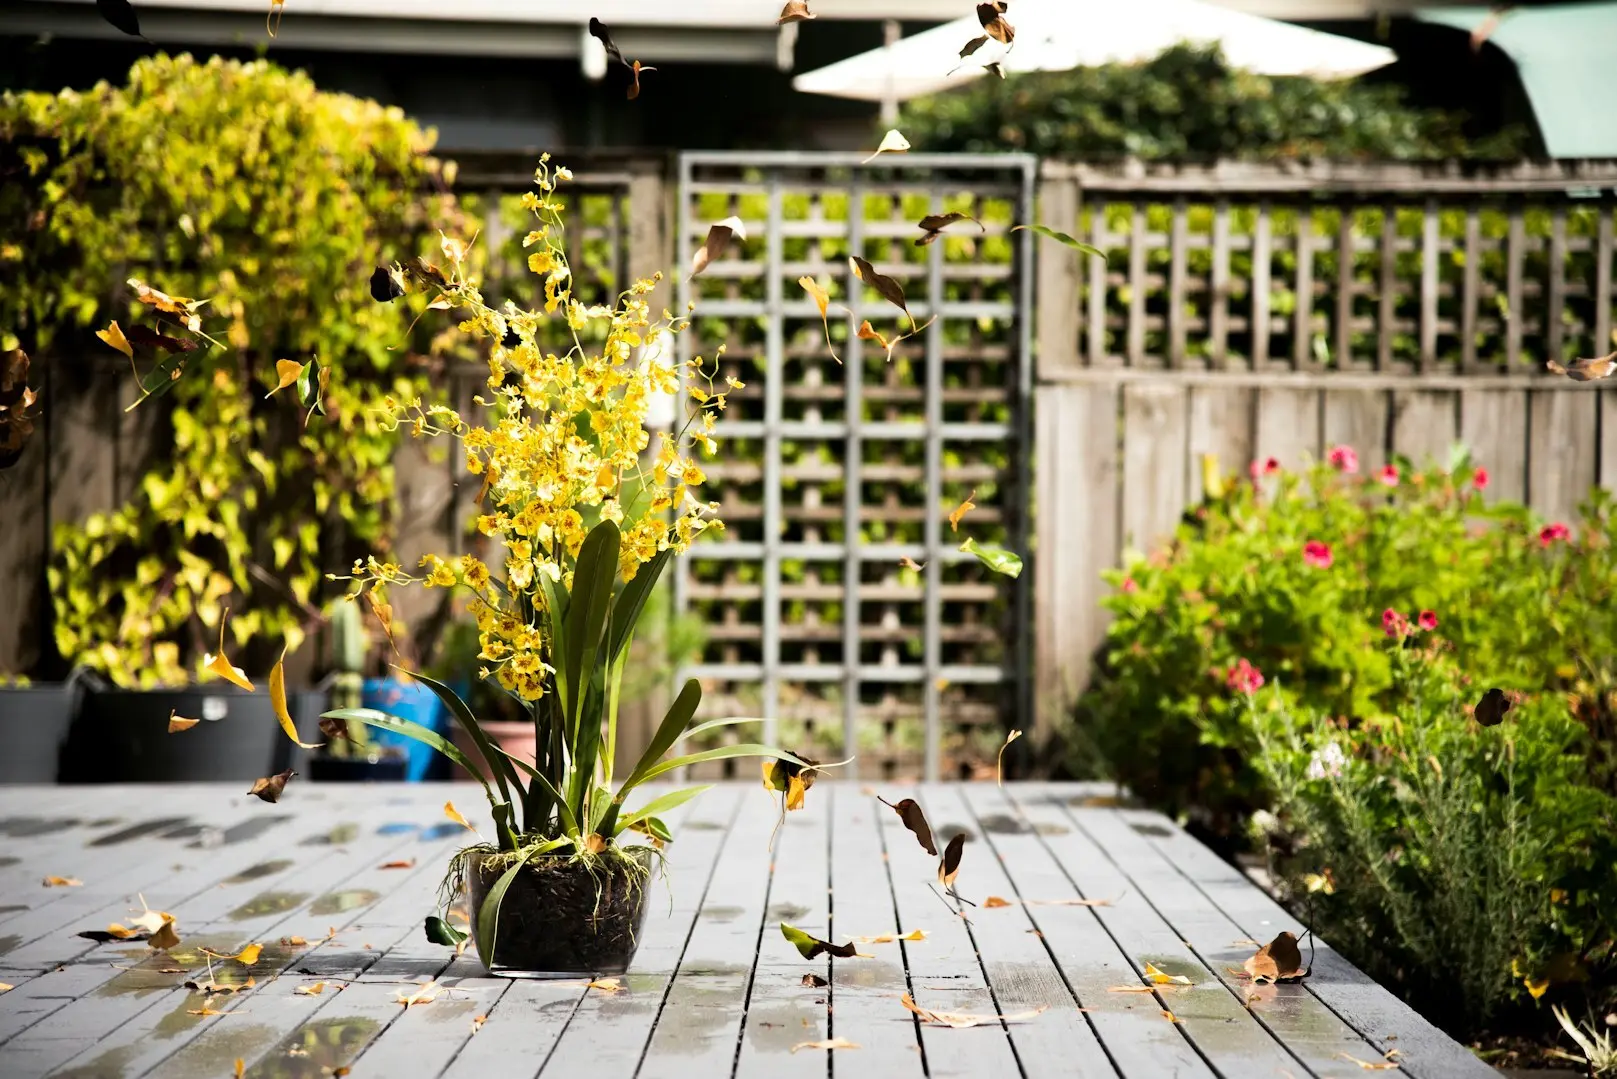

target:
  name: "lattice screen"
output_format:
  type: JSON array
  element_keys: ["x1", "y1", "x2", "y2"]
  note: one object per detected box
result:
[{"x1": 673, "y1": 152, "x2": 1036, "y2": 782}]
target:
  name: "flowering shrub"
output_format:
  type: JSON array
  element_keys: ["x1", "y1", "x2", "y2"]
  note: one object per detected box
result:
[
  {"x1": 1247, "y1": 641, "x2": 1617, "y2": 1029},
  {"x1": 1074, "y1": 447, "x2": 1617, "y2": 833}
]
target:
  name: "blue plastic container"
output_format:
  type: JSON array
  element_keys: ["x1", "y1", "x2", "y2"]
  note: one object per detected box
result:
[{"x1": 360, "y1": 677, "x2": 446, "y2": 782}]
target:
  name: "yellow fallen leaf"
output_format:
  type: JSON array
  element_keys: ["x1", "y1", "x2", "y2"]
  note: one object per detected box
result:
[
  {"x1": 587, "y1": 978, "x2": 623, "y2": 994},
  {"x1": 43, "y1": 876, "x2": 82, "y2": 887},
  {"x1": 266, "y1": 359, "x2": 302, "y2": 398},
  {"x1": 471, "y1": 1014, "x2": 488, "y2": 1033},
  {"x1": 167, "y1": 711, "x2": 200, "y2": 734},
  {"x1": 201, "y1": 943, "x2": 261, "y2": 965},
  {"x1": 203, "y1": 608, "x2": 254, "y2": 691},
  {"x1": 948, "y1": 489, "x2": 976, "y2": 532},
  {"x1": 444, "y1": 802, "x2": 476, "y2": 832},
  {"x1": 270, "y1": 646, "x2": 322, "y2": 749},
  {"x1": 862, "y1": 128, "x2": 910, "y2": 164},
  {"x1": 982, "y1": 896, "x2": 1015, "y2": 908},
  {"x1": 187, "y1": 1007, "x2": 226, "y2": 1016},
  {"x1": 1161, "y1": 1009, "x2": 1182, "y2": 1023},
  {"x1": 396, "y1": 980, "x2": 441, "y2": 1007},
  {"x1": 0, "y1": 983, "x2": 12, "y2": 993},
  {"x1": 280, "y1": 936, "x2": 308, "y2": 947},
  {"x1": 97, "y1": 320, "x2": 134, "y2": 360},
  {"x1": 235, "y1": 1059, "x2": 245, "y2": 1079},
  {"x1": 1142, "y1": 962, "x2": 1192, "y2": 986},
  {"x1": 294, "y1": 982, "x2": 326, "y2": 996},
  {"x1": 901, "y1": 993, "x2": 1046, "y2": 1029},
  {"x1": 791, "y1": 1038, "x2": 860, "y2": 1053},
  {"x1": 850, "y1": 929, "x2": 927, "y2": 944},
  {"x1": 1337, "y1": 1054, "x2": 1401, "y2": 1071},
  {"x1": 104, "y1": 923, "x2": 141, "y2": 939}
]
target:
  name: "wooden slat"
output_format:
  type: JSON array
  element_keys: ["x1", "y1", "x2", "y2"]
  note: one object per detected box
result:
[
  {"x1": 1169, "y1": 197, "x2": 1190, "y2": 368},
  {"x1": 1127, "y1": 202, "x2": 1148, "y2": 367},
  {"x1": 1120, "y1": 384, "x2": 1188, "y2": 552},
  {"x1": 1334, "y1": 205, "x2": 1356, "y2": 369},
  {"x1": 1419, "y1": 199, "x2": 1440, "y2": 372},
  {"x1": 1547, "y1": 205, "x2": 1568, "y2": 365},
  {"x1": 1251, "y1": 201, "x2": 1272, "y2": 370},
  {"x1": 1461, "y1": 205, "x2": 1482, "y2": 371},
  {"x1": 1604, "y1": 391, "x2": 1617, "y2": 493},
  {"x1": 1187, "y1": 386, "x2": 1254, "y2": 502},
  {"x1": 1506, "y1": 205, "x2": 1526, "y2": 368},
  {"x1": 1390, "y1": 390, "x2": 1458, "y2": 467},
  {"x1": 1292, "y1": 207, "x2": 1315, "y2": 371},
  {"x1": 1526, "y1": 389, "x2": 1598, "y2": 523},
  {"x1": 1596, "y1": 206, "x2": 1614, "y2": 356},
  {"x1": 1460, "y1": 389, "x2": 1529, "y2": 503},
  {"x1": 1321, "y1": 389, "x2": 1389, "y2": 476},
  {"x1": 1376, "y1": 206, "x2": 1398, "y2": 372},
  {"x1": 1253, "y1": 387, "x2": 1320, "y2": 471},
  {"x1": 1210, "y1": 200, "x2": 1231, "y2": 367},
  {"x1": 1035, "y1": 173, "x2": 1082, "y2": 378},
  {"x1": 1088, "y1": 206, "x2": 1109, "y2": 366}
]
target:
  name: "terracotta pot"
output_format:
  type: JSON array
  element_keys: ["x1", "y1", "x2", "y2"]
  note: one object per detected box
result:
[{"x1": 452, "y1": 719, "x2": 536, "y2": 782}]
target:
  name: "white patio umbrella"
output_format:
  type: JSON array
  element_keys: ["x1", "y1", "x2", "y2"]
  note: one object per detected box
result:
[{"x1": 792, "y1": 0, "x2": 1397, "y2": 104}]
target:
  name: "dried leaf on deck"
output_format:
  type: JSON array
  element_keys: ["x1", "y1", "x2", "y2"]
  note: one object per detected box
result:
[
  {"x1": 1108, "y1": 985, "x2": 1155, "y2": 993},
  {"x1": 1027, "y1": 896, "x2": 1117, "y2": 907},
  {"x1": 379, "y1": 858, "x2": 416, "y2": 869},
  {"x1": 395, "y1": 980, "x2": 441, "y2": 1007},
  {"x1": 781, "y1": 923, "x2": 871, "y2": 960},
  {"x1": 200, "y1": 943, "x2": 262, "y2": 965},
  {"x1": 1547, "y1": 351, "x2": 1617, "y2": 382},
  {"x1": 916, "y1": 212, "x2": 984, "y2": 247},
  {"x1": 877, "y1": 796, "x2": 937, "y2": 856},
  {"x1": 293, "y1": 981, "x2": 327, "y2": 996},
  {"x1": 187, "y1": 1007, "x2": 228, "y2": 1016},
  {"x1": 801, "y1": 973, "x2": 829, "y2": 987},
  {"x1": 1474, "y1": 687, "x2": 1513, "y2": 727},
  {"x1": 948, "y1": 489, "x2": 976, "y2": 532},
  {"x1": 798, "y1": 276, "x2": 842, "y2": 363},
  {"x1": 1011, "y1": 224, "x2": 1107, "y2": 261},
  {"x1": 247, "y1": 769, "x2": 296, "y2": 804},
  {"x1": 203, "y1": 608, "x2": 255, "y2": 692},
  {"x1": 1337, "y1": 1054, "x2": 1401, "y2": 1071},
  {"x1": 168, "y1": 712, "x2": 201, "y2": 734},
  {"x1": 902, "y1": 992, "x2": 1045, "y2": 1028},
  {"x1": 43, "y1": 876, "x2": 82, "y2": 887},
  {"x1": 959, "y1": 537, "x2": 1023, "y2": 578},
  {"x1": 848, "y1": 256, "x2": 915, "y2": 329},
  {"x1": 778, "y1": 1, "x2": 816, "y2": 23},
  {"x1": 1244, "y1": 931, "x2": 1307, "y2": 983},
  {"x1": 791, "y1": 1038, "x2": 859, "y2": 1052},
  {"x1": 588, "y1": 978, "x2": 623, "y2": 993},
  {"x1": 861, "y1": 129, "x2": 910, "y2": 165},
  {"x1": 235, "y1": 1060, "x2": 245, "y2": 1079},
  {"x1": 982, "y1": 896, "x2": 1015, "y2": 908},
  {"x1": 691, "y1": 216, "x2": 746, "y2": 278},
  {"x1": 369, "y1": 264, "x2": 405, "y2": 303},
  {"x1": 851, "y1": 929, "x2": 927, "y2": 944},
  {"x1": 1161, "y1": 1009, "x2": 1183, "y2": 1023},
  {"x1": 996, "y1": 729, "x2": 1023, "y2": 785},
  {"x1": 470, "y1": 1014, "x2": 488, "y2": 1033},
  {"x1": 281, "y1": 936, "x2": 308, "y2": 946},
  {"x1": 1142, "y1": 962, "x2": 1192, "y2": 985},
  {"x1": 938, "y1": 833, "x2": 967, "y2": 890},
  {"x1": 97, "y1": 321, "x2": 135, "y2": 360},
  {"x1": 0, "y1": 983, "x2": 12, "y2": 993},
  {"x1": 977, "y1": 2, "x2": 1015, "y2": 43},
  {"x1": 271, "y1": 647, "x2": 323, "y2": 749}
]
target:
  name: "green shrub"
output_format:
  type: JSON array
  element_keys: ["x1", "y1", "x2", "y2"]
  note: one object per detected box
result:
[
  {"x1": 900, "y1": 43, "x2": 1532, "y2": 162},
  {"x1": 1246, "y1": 643, "x2": 1617, "y2": 1030}
]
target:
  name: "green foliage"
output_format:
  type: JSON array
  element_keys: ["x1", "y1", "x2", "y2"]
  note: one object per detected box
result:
[
  {"x1": 1247, "y1": 646, "x2": 1617, "y2": 1031},
  {"x1": 900, "y1": 43, "x2": 1531, "y2": 162},
  {"x1": 0, "y1": 54, "x2": 455, "y2": 685}
]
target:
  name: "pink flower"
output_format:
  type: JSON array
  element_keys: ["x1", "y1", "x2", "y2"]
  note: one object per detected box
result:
[
  {"x1": 1302, "y1": 541, "x2": 1333, "y2": 569},
  {"x1": 1249, "y1": 457, "x2": 1280, "y2": 481},
  {"x1": 1377, "y1": 465, "x2": 1399, "y2": 487},
  {"x1": 1381, "y1": 608, "x2": 1408, "y2": 638},
  {"x1": 1225, "y1": 658, "x2": 1265, "y2": 695},
  {"x1": 1418, "y1": 610, "x2": 1438, "y2": 631},
  {"x1": 1473, "y1": 468, "x2": 1490, "y2": 491},
  {"x1": 1327, "y1": 445, "x2": 1359, "y2": 474},
  {"x1": 1121, "y1": 577, "x2": 1138, "y2": 594},
  {"x1": 1539, "y1": 523, "x2": 1570, "y2": 547}
]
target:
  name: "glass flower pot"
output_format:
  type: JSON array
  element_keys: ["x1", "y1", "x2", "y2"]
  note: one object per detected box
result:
[{"x1": 465, "y1": 845, "x2": 657, "y2": 977}]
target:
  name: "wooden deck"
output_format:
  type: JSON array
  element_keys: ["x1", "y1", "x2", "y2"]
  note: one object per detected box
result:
[{"x1": 0, "y1": 781, "x2": 1496, "y2": 1078}]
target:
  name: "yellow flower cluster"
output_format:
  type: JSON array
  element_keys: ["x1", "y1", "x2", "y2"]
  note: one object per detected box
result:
[{"x1": 339, "y1": 156, "x2": 730, "y2": 702}]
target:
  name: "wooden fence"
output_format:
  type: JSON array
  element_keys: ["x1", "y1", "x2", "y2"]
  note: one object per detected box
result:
[{"x1": 1031, "y1": 160, "x2": 1617, "y2": 747}]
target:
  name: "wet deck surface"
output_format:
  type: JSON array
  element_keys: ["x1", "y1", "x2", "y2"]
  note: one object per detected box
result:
[{"x1": 0, "y1": 781, "x2": 1495, "y2": 1078}]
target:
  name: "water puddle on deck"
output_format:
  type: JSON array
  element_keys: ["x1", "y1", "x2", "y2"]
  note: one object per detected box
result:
[
  {"x1": 160, "y1": 1023, "x2": 280, "y2": 1079},
  {"x1": 978, "y1": 813, "x2": 1030, "y2": 835},
  {"x1": 192, "y1": 816, "x2": 291, "y2": 849},
  {"x1": 746, "y1": 1003, "x2": 825, "y2": 1054},
  {"x1": 308, "y1": 889, "x2": 380, "y2": 917},
  {"x1": 1129, "y1": 821, "x2": 1173, "y2": 838},
  {"x1": 221, "y1": 860, "x2": 295, "y2": 885},
  {"x1": 300, "y1": 822, "x2": 359, "y2": 846},
  {"x1": 228, "y1": 891, "x2": 310, "y2": 921},
  {"x1": 89, "y1": 818, "x2": 193, "y2": 847},
  {"x1": 0, "y1": 933, "x2": 20, "y2": 957},
  {"x1": 236, "y1": 1016, "x2": 381, "y2": 1079},
  {"x1": 0, "y1": 855, "x2": 20, "y2": 868},
  {"x1": 0, "y1": 817, "x2": 80, "y2": 837}
]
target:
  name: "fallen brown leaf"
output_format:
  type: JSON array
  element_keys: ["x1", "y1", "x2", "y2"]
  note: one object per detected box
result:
[
  {"x1": 379, "y1": 858, "x2": 416, "y2": 870},
  {"x1": 982, "y1": 896, "x2": 1014, "y2": 909},
  {"x1": 791, "y1": 1037, "x2": 859, "y2": 1052},
  {"x1": 902, "y1": 992, "x2": 1045, "y2": 1028},
  {"x1": 247, "y1": 769, "x2": 295, "y2": 804},
  {"x1": 471, "y1": 1014, "x2": 488, "y2": 1033},
  {"x1": 395, "y1": 980, "x2": 441, "y2": 1007},
  {"x1": 1161, "y1": 1009, "x2": 1182, "y2": 1024},
  {"x1": 294, "y1": 982, "x2": 326, "y2": 996},
  {"x1": 43, "y1": 876, "x2": 82, "y2": 888},
  {"x1": 1337, "y1": 1054, "x2": 1401, "y2": 1071},
  {"x1": 1245, "y1": 932, "x2": 1307, "y2": 984}
]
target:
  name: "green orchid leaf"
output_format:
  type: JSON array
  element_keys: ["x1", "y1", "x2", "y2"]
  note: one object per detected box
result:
[
  {"x1": 614, "y1": 785, "x2": 713, "y2": 835},
  {"x1": 959, "y1": 537, "x2": 1023, "y2": 578},
  {"x1": 1011, "y1": 224, "x2": 1107, "y2": 260},
  {"x1": 424, "y1": 915, "x2": 467, "y2": 947}
]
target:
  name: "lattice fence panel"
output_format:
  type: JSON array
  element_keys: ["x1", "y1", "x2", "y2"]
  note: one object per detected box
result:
[{"x1": 674, "y1": 153, "x2": 1036, "y2": 782}]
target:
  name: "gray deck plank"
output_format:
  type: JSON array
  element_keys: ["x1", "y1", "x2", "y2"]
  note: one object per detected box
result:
[
  {"x1": 1073, "y1": 807, "x2": 1393, "y2": 1078},
  {"x1": 963, "y1": 784, "x2": 1214, "y2": 1079},
  {"x1": 535, "y1": 784, "x2": 744, "y2": 1079},
  {"x1": 633, "y1": 784, "x2": 776, "y2": 1079},
  {"x1": 1115, "y1": 808, "x2": 1500, "y2": 1079},
  {"x1": 824, "y1": 784, "x2": 926, "y2": 1079},
  {"x1": 884, "y1": 784, "x2": 1022, "y2": 1079},
  {"x1": 928, "y1": 784, "x2": 1117, "y2": 1079},
  {"x1": 1007, "y1": 784, "x2": 1312, "y2": 1079},
  {"x1": 732, "y1": 780, "x2": 832, "y2": 1076}
]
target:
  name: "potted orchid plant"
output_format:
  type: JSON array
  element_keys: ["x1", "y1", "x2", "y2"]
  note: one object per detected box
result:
[{"x1": 323, "y1": 156, "x2": 803, "y2": 977}]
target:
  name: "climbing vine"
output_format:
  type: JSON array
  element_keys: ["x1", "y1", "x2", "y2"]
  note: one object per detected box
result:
[{"x1": 0, "y1": 54, "x2": 461, "y2": 685}]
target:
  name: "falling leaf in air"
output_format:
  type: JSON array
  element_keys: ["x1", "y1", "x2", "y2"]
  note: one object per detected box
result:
[
  {"x1": 959, "y1": 538, "x2": 1023, "y2": 578},
  {"x1": 265, "y1": 360, "x2": 303, "y2": 400},
  {"x1": 848, "y1": 255, "x2": 915, "y2": 329},
  {"x1": 588, "y1": 17, "x2": 628, "y2": 67},
  {"x1": 977, "y1": 2, "x2": 1015, "y2": 44},
  {"x1": 1011, "y1": 224, "x2": 1107, "y2": 261},
  {"x1": 1142, "y1": 962, "x2": 1192, "y2": 986},
  {"x1": 798, "y1": 276, "x2": 842, "y2": 363},
  {"x1": 126, "y1": 895, "x2": 171, "y2": 935},
  {"x1": 471, "y1": 1014, "x2": 488, "y2": 1033},
  {"x1": 96, "y1": 0, "x2": 143, "y2": 38},
  {"x1": 445, "y1": 802, "x2": 477, "y2": 832},
  {"x1": 781, "y1": 923, "x2": 872, "y2": 960},
  {"x1": 1337, "y1": 1054, "x2": 1401, "y2": 1071},
  {"x1": 267, "y1": 0, "x2": 284, "y2": 37},
  {"x1": 627, "y1": 60, "x2": 657, "y2": 100},
  {"x1": 425, "y1": 916, "x2": 469, "y2": 948},
  {"x1": 126, "y1": 324, "x2": 199, "y2": 354},
  {"x1": 791, "y1": 1038, "x2": 860, "y2": 1053},
  {"x1": 996, "y1": 729, "x2": 1023, "y2": 786},
  {"x1": 984, "y1": 61, "x2": 1007, "y2": 79},
  {"x1": 203, "y1": 608, "x2": 255, "y2": 692},
  {"x1": 396, "y1": 980, "x2": 442, "y2": 1008},
  {"x1": 43, "y1": 876, "x2": 82, "y2": 887},
  {"x1": 948, "y1": 489, "x2": 977, "y2": 532},
  {"x1": 369, "y1": 264, "x2": 405, "y2": 303},
  {"x1": 97, "y1": 321, "x2": 135, "y2": 360},
  {"x1": 148, "y1": 917, "x2": 182, "y2": 952},
  {"x1": 763, "y1": 753, "x2": 822, "y2": 812},
  {"x1": 877, "y1": 796, "x2": 937, "y2": 856},
  {"x1": 1547, "y1": 351, "x2": 1617, "y2": 382},
  {"x1": 379, "y1": 858, "x2": 417, "y2": 870},
  {"x1": 778, "y1": 1, "x2": 816, "y2": 23},
  {"x1": 862, "y1": 129, "x2": 910, "y2": 165},
  {"x1": 200, "y1": 943, "x2": 263, "y2": 966},
  {"x1": 902, "y1": 992, "x2": 1045, "y2": 1028},
  {"x1": 982, "y1": 896, "x2": 1015, "y2": 908},
  {"x1": 0, "y1": 348, "x2": 40, "y2": 471},
  {"x1": 957, "y1": 34, "x2": 990, "y2": 60},
  {"x1": 855, "y1": 320, "x2": 900, "y2": 363},
  {"x1": 851, "y1": 929, "x2": 927, "y2": 944},
  {"x1": 899, "y1": 556, "x2": 925, "y2": 571},
  {"x1": 938, "y1": 833, "x2": 967, "y2": 890},
  {"x1": 1244, "y1": 931, "x2": 1308, "y2": 984},
  {"x1": 691, "y1": 216, "x2": 745, "y2": 278},
  {"x1": 801, "y1": 973, "x2": 829, "y2": 987},
  {"x1": 127, "y1": 279, "x2": 205, "y2": 331},
  {"x1": 271, "y1": 647, "x2": 323, "y2": 749},
  {"x1": 1474, "y1": 687, "x2": 1513, "y2": 727},
  {"x1": 1470, "y1": 5, "x2": 1513, "y2": 51},
  {"x1": 247, "y1": 769, "x2": 296, "y2": 804},
  {"x1": 364, "y1": 588, "x2": 399, "y2": 653},
  {"x1": 294, "y1": 981, "x2": 327, "y2": 995},
  {"x1": 916, "y1": 212, "x2": 984, "y2": 247},
  {"x1": 235, "y1": 1060, "x2": 245, "y2": 1079},
  {"x1": 167, "y1": 711, "x2": 201, "y2": 734},
  {"x1": 1303, "y1": 869, "x2": 1337, "y2": 895}
]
